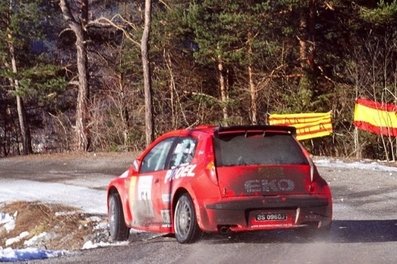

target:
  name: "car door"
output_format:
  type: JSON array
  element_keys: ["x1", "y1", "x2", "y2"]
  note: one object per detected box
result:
[
  {"x1": 153, "y1": 137, "x2": 198, "y2": 230},
  {"x1": 130, "y1": 137, "x2": 175, "y2": 229}
]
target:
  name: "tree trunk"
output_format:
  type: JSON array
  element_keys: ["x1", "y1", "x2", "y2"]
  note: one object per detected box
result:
[
  {"x1": 247, "y1": 33, "x2": 257, "y2": 125},
  {"x1": 75, "y1": 23, "x2": 90, "y2": 151},
  {"x1": 164, "y1": 50, "x2": 176, "y2": 128},
  {"x1": 164, "y1": 50, "x2": 189, "y2": 127},
  {"x1": 7, "y1": 0, "x2": 32, "y2": 155},
  {"x1": 217, "y1": 55, "x2": 228, "y2": 125},
  {"x1": 298, "y1": 0, "x2": 316, "y2": 71},
  {"x1": 353, "y1": 71, "x2": 362, "y2": 159},
  {"x1": 117, "y1": 75, "x2": 129, "y2": 148},
  {"x1": 354, "y1": 127, "x2": 361, "y2": 159},
  {"x1": 141, "y1": 0, "x2": 154, "y2": 146},
  {"x1": 248, "y1": 64, "x2": 257, "y2": 125},
  {"x1": 298, "y1": 0, "x2": 317, "y2": 108},
  {"x1": 15, "y1": 95, "x2": 32, "y2": 155},
  {"x1": 60, "y1": 0, "x2": 90, "y2": 151}
]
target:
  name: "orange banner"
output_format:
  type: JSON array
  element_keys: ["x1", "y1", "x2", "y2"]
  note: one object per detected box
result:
[{"x1": 268, "y1": 112, "x2": 333, "y2": 140}]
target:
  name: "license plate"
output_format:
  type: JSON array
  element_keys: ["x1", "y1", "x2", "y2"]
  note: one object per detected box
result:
[{"x1": 256, "y1": 213, "x2": 286, "y2": 221}]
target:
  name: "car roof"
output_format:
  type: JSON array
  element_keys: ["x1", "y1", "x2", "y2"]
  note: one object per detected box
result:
[
  {"x1": 160, "y1": 125, "x2": 296, "y2": 138},
  {"x1": 141, "y1": 125, "x2": 297, "y2": 160}
]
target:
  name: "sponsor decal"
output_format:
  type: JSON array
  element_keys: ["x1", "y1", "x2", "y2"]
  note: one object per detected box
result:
[
  {"x1": 162, "y1": 193, "x2": 171, "y2": 203},
  {"x1": 164, "y1": 164, "x2": 197, "y2": 182},
  {"x1": 245, "y1": 179, "x2": 295, "y2": 193},
  {"x1": 161, "y1": 209, "x2": 171, "y2": 226}
]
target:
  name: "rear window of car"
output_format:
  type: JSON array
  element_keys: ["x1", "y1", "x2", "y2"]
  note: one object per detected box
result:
[{"x1": 214, "y1": 132, "x2": 308, "y2": 166}]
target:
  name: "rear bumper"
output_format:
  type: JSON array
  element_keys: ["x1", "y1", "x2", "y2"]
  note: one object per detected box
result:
[{"x1": 198, "y1": 195, "x2": 332, "y2": 232}]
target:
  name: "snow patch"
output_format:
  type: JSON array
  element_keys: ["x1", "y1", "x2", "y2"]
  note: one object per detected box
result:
[
  {"x1": 89, "y1": 216, "x2": 108, "y2": 230},
  {"x1": 82, "y1": 240, "x2": 128, "y2": 250},
  {"x1": 5, "y1": 231, "x2": 29, "y2": 247},
  {"x1": 0, "y1": 247, "x2": 66, "y2": 262},
  {"x1": 0, "y1": 179, "x2": 106, "y2": 214},
  {"x1": 0, "y1": 212, "x2": 17, "y2": 233},
  {"x1": 55, "y1": 211, "x2": 80, "y2": 217},
  {"x1": 314, "y1": 158, "x2": 397, "y2": 172},
  {"x1": 24, "y1": 232, "x2": 48, "y2": 247}
]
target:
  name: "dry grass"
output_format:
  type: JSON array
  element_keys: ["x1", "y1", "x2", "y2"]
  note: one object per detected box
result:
[{"x1": 0, "y1": 201, "x2": 98, "y2": 250}]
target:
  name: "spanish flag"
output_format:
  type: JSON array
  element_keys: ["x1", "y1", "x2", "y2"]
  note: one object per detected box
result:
[
  {"x1": 268, "y1": 112, "x2": 333, "y2": 141},
  {"x1": 354, "y1": 98, "x2": 397, "y2": 136}
]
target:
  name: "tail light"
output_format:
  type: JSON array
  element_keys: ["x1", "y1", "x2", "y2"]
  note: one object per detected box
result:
[
  {"x1": 206, "y1": 161, "x2": 218, "y2": 185},
  {"x1": 299, "y1": 144, "x2": 315, "y2": 182},
  {"x1": 300, "y1": 146, "x2": 325, "y2": 193},
  {"x1": 309, "y1": 176, "x2": 331, "y2": 196}
]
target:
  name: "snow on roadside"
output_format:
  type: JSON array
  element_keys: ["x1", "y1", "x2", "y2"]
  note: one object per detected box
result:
[
  {"x1": 0, "y1": 212, "x2": 16, "y2": 233},
  {"x1": 0, "y1": 247, "x2": 66, "y2": 262},
  {"x1": 5, "y1": 231, "x2": 29, "y2": 247},
  {"x1": 0, "y1": 179, "x2": 106, "y2": 214},
  {"x1": 24, "y1": 232, "x2": 49, "y2": 247},
  {"x1": 82, "y1": 240, "x2": 128, "y2": 250},
  {"x1": 314, "y1": 157, "x2": 397, "y2": 173}
]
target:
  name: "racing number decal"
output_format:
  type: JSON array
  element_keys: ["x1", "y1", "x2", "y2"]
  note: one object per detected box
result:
[{"x1": 137, "y1": 176, "x2": 154, "y2": 216}]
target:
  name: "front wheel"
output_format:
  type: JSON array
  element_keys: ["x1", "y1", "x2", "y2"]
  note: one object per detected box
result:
[
  {"x1": 108, "y1": 193, "x2": 130, "y2": 241},
  {"x1": 174, "y1": 193, "x2": 201, "y2": 243}
]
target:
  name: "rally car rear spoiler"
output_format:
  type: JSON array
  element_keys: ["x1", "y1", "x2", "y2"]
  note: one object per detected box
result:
[{"x1": 214, "y1": 125, "x2": 296, "y2": 137}]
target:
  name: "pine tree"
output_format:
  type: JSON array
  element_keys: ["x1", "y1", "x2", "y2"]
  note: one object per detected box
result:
[
  {"x1": 185, "y1": 0, "x2": 274, "y2": 124},
  {"x1": 0, "y1": 0, "x2": 66, "y2": 155}
]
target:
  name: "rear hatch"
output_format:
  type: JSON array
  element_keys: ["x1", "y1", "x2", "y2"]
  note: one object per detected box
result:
[{"x1": 214, "y1": 126, "x2": 311, "y2": 197}]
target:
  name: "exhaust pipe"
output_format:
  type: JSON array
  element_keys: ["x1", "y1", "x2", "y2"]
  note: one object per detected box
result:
[{"x1": 219, "y1": 226, "x2": 231, "y2": 235}]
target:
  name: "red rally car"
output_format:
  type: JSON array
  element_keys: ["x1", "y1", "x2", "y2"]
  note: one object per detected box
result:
[{"x1": 107, "y1": 125, "x2": 332, "y2": 243}]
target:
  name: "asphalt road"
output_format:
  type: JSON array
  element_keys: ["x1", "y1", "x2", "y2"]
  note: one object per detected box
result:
[{"x1": 4, "y1": 154, "x2": 396, "y2": 264}]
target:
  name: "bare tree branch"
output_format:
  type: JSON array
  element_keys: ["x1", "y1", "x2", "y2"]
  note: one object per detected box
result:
[
  {"x1": 59, "y1": 0, "x2": 78, "y2": 27},
  {"x1": 89, "y1": 16, "x2": 140, "y2": 47},
  {"x1": 158, "y1": 0, "x2": 171, "y2": 10}
]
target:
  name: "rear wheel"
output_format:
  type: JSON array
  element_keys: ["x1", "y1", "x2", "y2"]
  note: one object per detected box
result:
[
  {"x1": 108, "y1": 193, "x2": 130, "y2": 241},
  {"x1": 174, "y1": 193, "x2": 201, "y2": 243}
]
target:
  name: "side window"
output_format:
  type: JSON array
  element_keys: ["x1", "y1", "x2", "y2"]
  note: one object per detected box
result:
[
  {"x1": 140, "y1": 138, "x2": 175, "y2": 173},
  {"x1": 169, "y1": 137, "x2": 197, "y2": 168}
]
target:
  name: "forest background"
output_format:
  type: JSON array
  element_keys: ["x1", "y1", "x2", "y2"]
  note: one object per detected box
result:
[{"x1": 1, "y1": 0, "x2": 397, "y2": 160}]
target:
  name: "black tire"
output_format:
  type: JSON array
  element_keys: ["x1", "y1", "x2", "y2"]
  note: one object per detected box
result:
[
  {"x1": 174, "y1": 193, "x2": 201, "y2": 243},
  {"x1": 108, "y1": 193, "x2": 130, "y2": 241}
]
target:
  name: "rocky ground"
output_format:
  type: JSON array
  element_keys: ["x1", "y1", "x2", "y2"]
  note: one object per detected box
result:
[{"x1": 0, "y1": 201, "x2": 105, "y2": 250}]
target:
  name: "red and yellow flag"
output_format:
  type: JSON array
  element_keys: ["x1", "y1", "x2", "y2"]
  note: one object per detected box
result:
[
  {"x1": 268, "y1": 112, "x2": 333, "y2": 141},
  {"x1": 354, "y1": 98, "x2": 397, "y2": 136}
]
